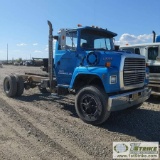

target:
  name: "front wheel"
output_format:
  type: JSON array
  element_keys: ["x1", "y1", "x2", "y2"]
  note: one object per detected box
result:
[{"x1": 75, "y1": 86, "x2": 110, "y2": 125}]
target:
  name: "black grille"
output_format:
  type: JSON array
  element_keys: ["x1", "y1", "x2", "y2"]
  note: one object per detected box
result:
[
  {"x1": 148, "y1": 66, "x2": 160, "y2": 73},
  {"x1": 123, "y1": 58, "x2": 145, "y2": 86}
]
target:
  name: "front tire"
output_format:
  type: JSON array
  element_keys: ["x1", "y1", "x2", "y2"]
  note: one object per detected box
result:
[{"x1": 75, "y1": 86, "x2": 110, "y2": 125}]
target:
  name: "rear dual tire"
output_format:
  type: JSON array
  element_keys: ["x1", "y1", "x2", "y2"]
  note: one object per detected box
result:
[
  {"x1": 3, "y1": 75, "x2": 17, "y2": 97},
  {"x1": 3, "y1": 75, "x2": 24, "y2": 97},
  {"x1": 15, "y1": 75, "x2": 24, "y2": 96}
]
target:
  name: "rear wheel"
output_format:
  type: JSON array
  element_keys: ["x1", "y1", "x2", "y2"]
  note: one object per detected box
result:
[
  {"x1": 75, "y1": 86, "x2": 110, "y2": 125},
  {"x1": 3, "y1": 75, "x2": 17, "y2": 97},
  {"x1": 14, "y1": 75, "x2": 24, "y2": 96}
]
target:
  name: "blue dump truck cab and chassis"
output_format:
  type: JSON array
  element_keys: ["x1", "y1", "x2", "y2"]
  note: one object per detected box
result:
[{"x1": 3, "y1": 21, "x2": 151, "y2": 125}]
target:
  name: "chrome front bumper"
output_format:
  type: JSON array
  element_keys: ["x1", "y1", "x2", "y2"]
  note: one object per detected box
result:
[{"x1": 107, "y1": 87, "x2": 151, "y2": 111}]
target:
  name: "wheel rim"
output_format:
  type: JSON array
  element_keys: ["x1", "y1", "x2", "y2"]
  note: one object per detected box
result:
[{"x1": 80, "y1": 94, "x2": 102, "y2": 121}]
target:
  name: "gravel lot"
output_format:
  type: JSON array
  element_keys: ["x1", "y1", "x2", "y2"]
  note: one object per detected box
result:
[{"x1": 0, "y1": 65, "x2": 160, "y2": 160}]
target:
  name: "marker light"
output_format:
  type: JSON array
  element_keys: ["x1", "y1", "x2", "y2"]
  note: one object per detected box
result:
[
  {"x1": 77, "y1": 24, "x2": 82, "y2": 27},
  {"x1": 62, "y1": 35, "x2": 65, "y2": 40},
  {"x1": 105, "y1": 62, "x2": 111, "y2": 67}
]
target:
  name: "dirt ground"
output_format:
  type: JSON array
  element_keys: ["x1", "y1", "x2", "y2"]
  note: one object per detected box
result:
[{"x1": 0, "y1": 65, "x2": 159, "y2": 160}]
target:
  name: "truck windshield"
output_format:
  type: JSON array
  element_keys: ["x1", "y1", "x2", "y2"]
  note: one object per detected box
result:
[
  {"x1": 122, "y1": 48, "x2": 134, "y2": 53},
  {"x1": 80, "y1": 29, "x2": 114, "y2": 51}
]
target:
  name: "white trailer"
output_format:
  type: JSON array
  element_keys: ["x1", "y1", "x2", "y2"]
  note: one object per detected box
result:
[{"x1": 120, "y1": 42, "x2": 160, "y2": 95}]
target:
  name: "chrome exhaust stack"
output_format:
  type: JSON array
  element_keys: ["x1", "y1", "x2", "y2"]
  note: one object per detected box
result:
[
  {"x1": 152, "y1": 31, "x2": 156, "y2": 43},
  {"x1": 48, "y1": 21, "x2": 54, "y2": 91}
]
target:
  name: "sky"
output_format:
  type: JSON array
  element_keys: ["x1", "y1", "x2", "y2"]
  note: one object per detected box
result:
[{"x1": 0, "y1": 0, "x2": 160, "y2": 60}]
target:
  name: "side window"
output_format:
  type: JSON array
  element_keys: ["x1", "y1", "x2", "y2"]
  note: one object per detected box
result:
[
  {"x1": 80, "y1": 39, "x2": 87, "y2": 48},
  {"x1": 148, "y1": 47, "x2": 158, "y2": 60},
  {"x1": 58, "y1": 31, "x2": 77, "y2": 50},
  {"x1": 135, "y1": 48, "x2": 140, "y2": 54},
  {"x1": 66, "y1": 31, "x2": 77, "y2": 50}
]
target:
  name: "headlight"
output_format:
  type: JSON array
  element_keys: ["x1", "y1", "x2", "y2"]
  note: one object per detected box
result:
[{"x1": 110, "y1": 75, "x2": 117, "y2": 84}]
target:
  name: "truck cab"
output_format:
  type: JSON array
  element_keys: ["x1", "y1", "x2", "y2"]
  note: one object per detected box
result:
[{"x1": 54, "y1": 26, "x2": 117, "y2": 90}]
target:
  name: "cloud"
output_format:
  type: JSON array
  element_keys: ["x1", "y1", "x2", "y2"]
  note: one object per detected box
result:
[
  {"x1": 34, "y1": 50, "x2": 42, "y2": 53},
  {"x1": 33, "y1": 43, "x2": 38, "y2": 46},
  {"x1": 17, "y1": 43, "x2": 27, "y2": 46},
  {"x1": 117, "y1": 33, "x2": 153, "y2": 45}
]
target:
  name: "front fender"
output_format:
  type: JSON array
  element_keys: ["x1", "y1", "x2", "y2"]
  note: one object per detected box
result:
[{"x1": 69, "y1": 66, "x2": 120, "y2": 93}]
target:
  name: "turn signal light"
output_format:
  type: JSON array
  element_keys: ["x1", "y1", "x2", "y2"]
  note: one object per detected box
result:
[
  {"x1": 77, "y1": 24, "x2": 82, "y2": 27},
  {"x1": 105, "y1": 62, "x2": 111, "y2": 67}
]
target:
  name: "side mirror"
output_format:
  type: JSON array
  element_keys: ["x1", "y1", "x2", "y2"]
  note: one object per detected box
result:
[{"x1": 59, "y1": 29, "x2": 66, "y2": 50}]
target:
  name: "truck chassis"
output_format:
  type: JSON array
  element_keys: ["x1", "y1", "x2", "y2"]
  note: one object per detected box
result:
[{"x1": 3, "y1": 21, "x2": 151, "y2": 125}]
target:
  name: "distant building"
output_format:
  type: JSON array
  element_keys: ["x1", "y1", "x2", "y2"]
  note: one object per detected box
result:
[{"x1": 0, "y1": 61, "x2": 3, "y2": 68}]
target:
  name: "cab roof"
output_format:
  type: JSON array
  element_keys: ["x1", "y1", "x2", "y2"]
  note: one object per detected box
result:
[{"x1": 64, "y1": 26, "x2": 117, "y2": 38}]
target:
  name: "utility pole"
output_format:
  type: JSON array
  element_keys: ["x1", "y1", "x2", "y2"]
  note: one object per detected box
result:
[{"x1": 7, "y1": 44, "x2": 8, "y2": 64}]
